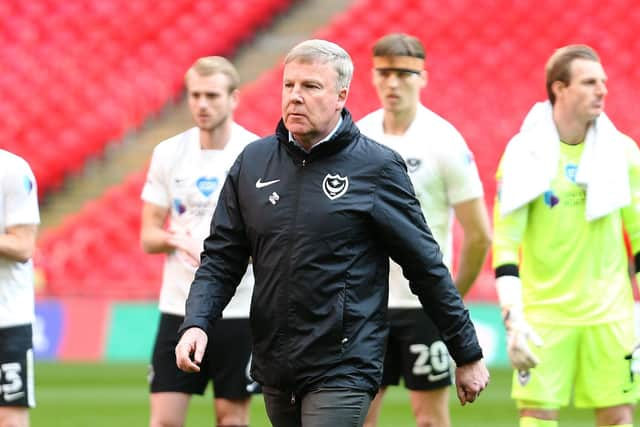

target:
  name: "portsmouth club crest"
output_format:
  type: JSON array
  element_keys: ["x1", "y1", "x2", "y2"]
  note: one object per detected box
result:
[
  {"x1": 405, "y1": 158, "x2": 422, "y2": 173},
  {"x1": 323, "y1": 173, "x2": 349, "y2": 200}
]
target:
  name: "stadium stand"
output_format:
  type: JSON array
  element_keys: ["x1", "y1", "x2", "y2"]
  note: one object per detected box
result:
[
  {"x1": 35, "y1": 0, "x2": 640, "y2": 301},
  {"x1": 0, "y1": 0, "x2": 293, "y2": 196}
]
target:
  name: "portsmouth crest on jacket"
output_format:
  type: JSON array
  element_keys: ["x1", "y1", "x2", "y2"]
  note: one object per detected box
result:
[{"x1": 323, "y1": 174, "x2": 349, "y2": 200}]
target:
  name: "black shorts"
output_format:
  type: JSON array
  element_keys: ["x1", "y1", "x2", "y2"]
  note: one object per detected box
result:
[
  {"x1": 381, "y1": 308, "x2": 453, "y2": 390},
  {"x1": 0, "y1": 324, "x2": 35, "y2": 408},
  {"x1": 149, "y1": 313, "x2": 259, "y2": 399}
]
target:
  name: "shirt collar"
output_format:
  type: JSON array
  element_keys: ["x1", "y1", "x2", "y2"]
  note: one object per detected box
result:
[{"x1": 289, "y1": 116, "x2": 343, "y2": 153}]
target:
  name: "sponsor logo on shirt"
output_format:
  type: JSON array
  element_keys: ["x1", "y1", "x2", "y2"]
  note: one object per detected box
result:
[
  {"x1": 543, "y1": 190, "x2": 559, "y2": 208},
  {"x1": 256, "y1": 178, "x2": 280, "y2": 189},
  {"x1": 196, "y1": 177, "x2": 219, "y2": 197},
  {"x1": 172, "y1": 198, "x2": 187, "y2": 215}
]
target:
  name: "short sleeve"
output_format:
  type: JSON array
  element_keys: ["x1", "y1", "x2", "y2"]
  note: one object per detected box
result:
[
  {"x1": 141, "y1": 144, "x2": 170, "y2": 207},
  {"x1": 440, "y1": 131, "x2": 484, "y2": 205},
  {"x1": 3, "y1": 156, "x2": 40, "y2": 227}
]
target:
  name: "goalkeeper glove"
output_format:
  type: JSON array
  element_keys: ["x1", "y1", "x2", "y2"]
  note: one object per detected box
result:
[{"x1": 496, "y1": 275, "x2": 544, "y2": 371}]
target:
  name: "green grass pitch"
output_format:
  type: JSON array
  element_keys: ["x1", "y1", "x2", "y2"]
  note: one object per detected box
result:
[{"x1": 31, "y1": 362, "x2": 632, "y2": 426}]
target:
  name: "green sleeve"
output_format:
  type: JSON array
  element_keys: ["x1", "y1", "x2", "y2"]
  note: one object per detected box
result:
[
  {"x1": 492, "y1": 155, "x2": 528, "y2": 269},
  {"x1": 621, "y1": 135, "x2": 640, "y2": 255}
]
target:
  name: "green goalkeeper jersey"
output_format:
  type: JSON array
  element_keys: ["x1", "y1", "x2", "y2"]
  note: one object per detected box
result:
[{"x1": 493, "y1": 136, "x2": 640, "y2": 325}]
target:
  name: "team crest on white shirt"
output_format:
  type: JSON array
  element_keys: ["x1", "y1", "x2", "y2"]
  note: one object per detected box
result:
[
  {"x1": 405, "y1": 158, "x2": 422, "y2": 173},
  {"x1": 323, "y1": 174, "x2": 349, "y2": 200}
]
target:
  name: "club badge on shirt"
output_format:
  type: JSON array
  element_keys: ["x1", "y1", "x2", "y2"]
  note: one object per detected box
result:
[{"x1": 323, "y1": 174, "x2": 349, "y2": 200}]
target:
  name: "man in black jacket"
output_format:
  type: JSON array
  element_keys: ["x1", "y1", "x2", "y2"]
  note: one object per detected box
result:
[{"x1": 175, "y1": 39, "x2": 489, "y2": 427}]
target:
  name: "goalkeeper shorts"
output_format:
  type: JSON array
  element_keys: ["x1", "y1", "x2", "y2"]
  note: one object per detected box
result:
[{"x1": 512, "y1": 319, "x2": 640, "y2": 408}]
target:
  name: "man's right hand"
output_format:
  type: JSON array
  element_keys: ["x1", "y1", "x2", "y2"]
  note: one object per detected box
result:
[
  {"x1": 504, "y1": 308, "x2": 543, "y2": 371},
  {"x1": 175, "y1": 327, "x2": 208, "y2": 372}
]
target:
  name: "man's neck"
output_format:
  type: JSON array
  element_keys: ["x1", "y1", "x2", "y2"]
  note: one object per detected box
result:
[
  {"x1": 292, "y1": 115, "x2": 342, "y2": 151},
  {"x1": 553, "y1": 109, "x2": 591, "y2": 145},
  {"x1": 200, "y1": 120, "x2": 233, "y2": 150},
  {"x1": 383, "y1": 106, "x2": 417, "y2": 136}
]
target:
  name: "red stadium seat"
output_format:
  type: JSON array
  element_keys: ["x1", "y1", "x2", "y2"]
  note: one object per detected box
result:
[{"x1": 1, "y1": 0, "x2": 295, "y2": 195}]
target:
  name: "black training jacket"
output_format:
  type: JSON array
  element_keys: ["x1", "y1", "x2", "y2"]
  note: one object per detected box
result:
[{"x1": 180, "y1": 109, "x2": 483, "y2": 397}]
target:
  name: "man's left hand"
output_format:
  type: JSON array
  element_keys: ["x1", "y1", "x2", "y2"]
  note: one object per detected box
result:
[{"x1": 455, "y1": 359, "x2": 490, "y2": 405}]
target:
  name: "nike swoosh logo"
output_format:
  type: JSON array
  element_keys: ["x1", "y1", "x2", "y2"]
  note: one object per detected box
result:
[
  {"x1": 256, "y1": 178, "x2": 280, "y2": 189},
  {"x1": 427, "y1": 372, "x2": 450, "y2": 382},
  {"x1": 3, "y1": 391, "x2": 24, "y2": 402}
]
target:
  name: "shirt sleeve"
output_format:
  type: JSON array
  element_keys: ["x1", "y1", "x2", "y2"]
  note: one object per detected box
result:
[
  {"x1": 621, "y1": 135, "x2": 640, "y2": 255},
  {"x1": 180, "y1": 155, "x2": 251, "y2": 334},
  {"x1": 141, "y1": 144, "x2": 170, "y2": 207},
  {"x1": 371, "y1": 152, "x2": 483, "y2": 365},
  {"x1": 440, "y1": 132, "x2": 485, "y2": 205},
  {"x1": 4, "y1": 157, "x2": 40, "y2": 227},
  {"x1": 492, "y1": 153, "x2": 527, "y2": 270}
]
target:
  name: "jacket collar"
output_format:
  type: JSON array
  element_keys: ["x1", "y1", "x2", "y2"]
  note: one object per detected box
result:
[{"x1": 276, "y1": 109, "x2": 360, "y2": 159}]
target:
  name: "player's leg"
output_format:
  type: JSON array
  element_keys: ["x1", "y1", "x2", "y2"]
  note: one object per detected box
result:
[
  {"x1": 594, "y1": 404, "x2": 633, "y2": 426},
  {"x1": 397, "y1": 309, "x2": 452, "y2": 427},
  {"x1": 150, "y1": 393, "x2": 190, "y2": 427},
  {"x1": 210, "y1": 318, "x2": 254, "y2": 427},
  {"x1": 363, "y1": 310, "x2": 403, "y2": 427},
  {"x1": 362, "y1": 387, "x2": 387, "y2": 427},
  {"x1": 574, "y1": 319, "x2": 638, "y2": 426},
  {"x1": 518, "y1": 413, "x2": 558, "y2": 427},
  {"x1": 408, "y1": 388, "x2": 449, "y2": 427},
  {"x1": 0, "y1": 325, "x2": 35, "y2": 427},
  {"x1": 149, "y1": 313, "x2": 208, "y2": 427},
  {"x1": 0, "y1": 407, "x2": 29, "y2": 427},
  {"x1": 512, "y1": 323, "x2": 578, "y2": 426}
]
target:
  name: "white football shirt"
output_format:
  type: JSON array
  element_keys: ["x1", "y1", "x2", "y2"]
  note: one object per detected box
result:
[
  {"x1": 0, "y1": 150, "x2": 40, "y2": 328},
  {"x1": 358, "y1": 105, "x2": 483, "y2": 307},
  {"x1": 141, "y1": 124, "x2": 258, "y2": 317}
]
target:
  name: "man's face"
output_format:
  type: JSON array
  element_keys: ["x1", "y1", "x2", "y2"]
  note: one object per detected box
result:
[
  {"x1": 555, "y1": 58, "x2": 607, "y2": 123},
  {"x1": 281, "y1": 59, "x2": 347, "y2": 145},
  {"x1": 186, "y1": 71, "x2": 238, "y2": 132},
  {"x1": 372, "y1": 56, "x2": 426, "y2": 114}
]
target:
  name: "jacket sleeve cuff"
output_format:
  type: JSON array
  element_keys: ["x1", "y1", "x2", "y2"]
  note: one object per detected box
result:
[
  {"x1": 449, "y1": 345, "x2": 484, "y2": 366},
  {"x1": 177, "y1": 318, "x2": 211, "y2": 338}
]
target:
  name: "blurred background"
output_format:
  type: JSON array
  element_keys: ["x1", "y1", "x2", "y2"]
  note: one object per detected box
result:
[{"x1": 2, "y1": 0, "x2": 639, "y2": 424}]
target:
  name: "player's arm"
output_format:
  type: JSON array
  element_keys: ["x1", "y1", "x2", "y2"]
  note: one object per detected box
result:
[
  {"x1": 439, "y1": 131, "x2": 489, "y2": 295},
  {"x1": 618, "y1": 135, "x2": 640, "y2": 373},
  {"x1": 621, "y1": 136, "x2": 640, "y2": 280},
  {"x1": 1, "y1": 157, "x2": 39, "y2": 263},
  {"x1": 453, "y1": 197, "x2": 491, "y2": 296},
  {"x1": 140, "y1": 201, "x2": 174, "y2": 254},
  {"x1": 493, "y1": 160, "x2": 543, "y2": 371},
  {"x1": 0, "y1": 223, "x2": 38, "y2": 263}
]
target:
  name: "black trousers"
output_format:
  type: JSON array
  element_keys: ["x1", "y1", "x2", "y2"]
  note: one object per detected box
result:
[{"x1": 263, "y1": 386, "x2": 372, "y2": 427}]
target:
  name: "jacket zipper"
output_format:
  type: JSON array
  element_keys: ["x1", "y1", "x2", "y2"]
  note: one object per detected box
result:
[{"x1": 281, "y1": 156, "x2": 307, "y2": 388}]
